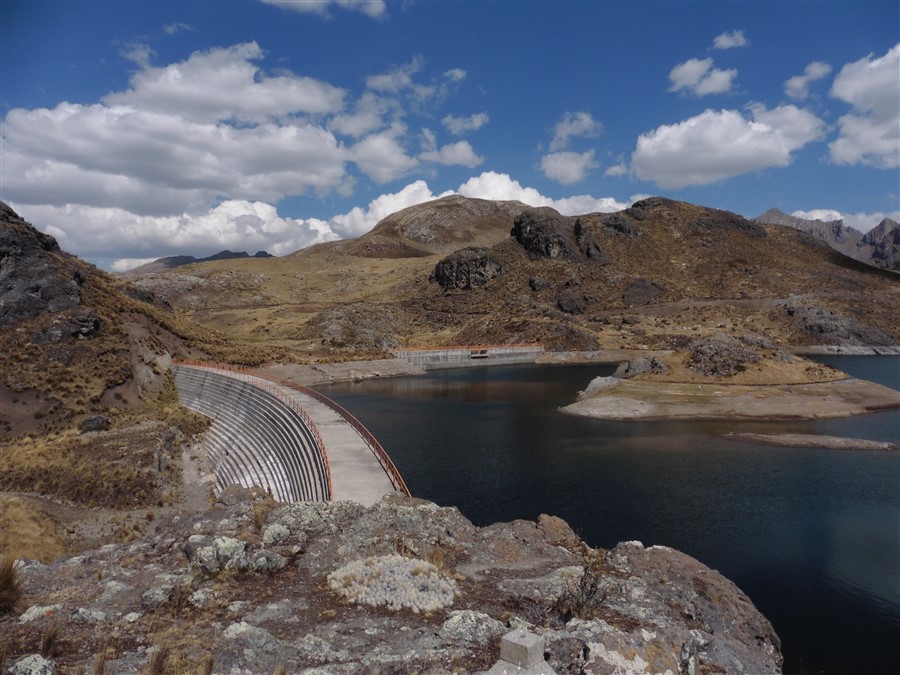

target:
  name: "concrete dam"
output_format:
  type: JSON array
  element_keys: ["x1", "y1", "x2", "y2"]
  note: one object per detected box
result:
[
  {"x1": 393, "y1": 344, "x2": 543, "y2": 370},
  {"x1": 173, "y1": 363, "x2": 408, "y2": 506}
]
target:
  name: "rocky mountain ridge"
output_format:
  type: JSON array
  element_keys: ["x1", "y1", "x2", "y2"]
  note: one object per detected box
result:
[
  {"x1": 123, "y1": 250, "x2": 273, "y2": 276},
  {"x1": 754, "y1": 207, "x2": 899, "y2": 271}
]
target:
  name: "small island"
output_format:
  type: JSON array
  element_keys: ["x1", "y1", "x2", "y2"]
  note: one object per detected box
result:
[{"x1": 561, "y1": 333, "x2": 900, "y2": 422}]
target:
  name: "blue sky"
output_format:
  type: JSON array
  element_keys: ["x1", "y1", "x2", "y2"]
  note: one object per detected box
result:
[{"x1": 2, "y1": 0, "x2": 898, "y2": 271}]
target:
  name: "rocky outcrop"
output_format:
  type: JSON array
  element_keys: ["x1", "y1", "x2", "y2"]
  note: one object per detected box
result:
[
  {"x1": 598, "y1": 212, "x2": 643, "y2": 237},
  {"x1": 784, "y1": 302, "x2": 894, "y2": 346},
  {"x1": 2, "y1": 490, "x2": 782, "y2": 674},
  {"x1": 303, "y1": 302, "x2": 406, "y2": 352},
  {"x1": 0, "y1": 203, "x2": 83, "y2": 329},
  {"x1": 613, "y1": 356, "x2": 668, "y2": 379},
  {"x1": 511, "y1": 208, "x2": 607, "y2": 263},
  {"x1": 755, "y1": 208, "x2": 861, "y2": 250},
  {"x1": 688, "y1": 333, "x2": 761, "y2": 377},
  {"x1": 431, "y1": 247, "x2": 505, "y2": 290},
  {"x1": 556, "y1": 289, "x2": 587, "y2": 315}
]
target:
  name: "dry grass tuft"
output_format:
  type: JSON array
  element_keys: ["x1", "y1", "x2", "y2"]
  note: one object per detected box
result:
[
  {"x1": 144, "y1": 644, "x2": 170, "y2": 675},
  {"x1": 0, "y1": 555, "x2": 23, "y2": 615},
  {"x1": 40, "y1": 621, "x2": 62, "y2": 658},
  {"x1": 0, "y1": 495, "x2": 66, "y2": 562}
]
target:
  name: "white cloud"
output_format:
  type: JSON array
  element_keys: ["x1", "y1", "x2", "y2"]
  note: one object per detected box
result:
[
  {"x1": 112, "y1": 258, "x2": 158, "y2": 273},
  {"x1": 261, "y1": 0, "x2": 387, "y2": 18},
  {"x1": 418, "y1": 130, "x2": 484, "y2": 167},
  {"x1": 829, "y1": 44, "x2": 900, "y2": 169},
  {"x1": 444, "y1": 68, "x2": 466, "y2": 82},
  {"x1": 549, "y1": 111, "x2": 602, "y2": 151},
  {"x1": 366, "y1": 56, "x2": 425, "y2": 93},
  {"x1": 784, "y1": 61, "x2": 832, "y2": 100},
  {"x1": 792, "y1": 208, "x2": 900, "y2": 233},
  {"x1": 713, "y1": 30, "x2": 748, "y2": 50},
  {"x1": 456, "y1": 171, "x2": 626, "y2": 214},
  {"x1": 2, "y1": 104, "x2": 351, "y2": 212},
  {"x1": 442, "y1": 112, "x2": 489, "y2": 136},
  {"x1": 669, "y1": 57, "x2": 736, "y2": 96},
  {"x1": 123, "y1": 43, "x2": 154, "y2": 69},
  {"x1": 162, "y1": 22, "x2": 193, "y2": 35},
  {"x1": 351, "y1": 126, "x2": 418, "y2": 182},
  {"x1": 632, "y1": 104, "x2": 827, "y2": 188},
  {"x1": 540, "y1": 150, "x2": 598, "y2": 184},
  {"x1": 605, "y1": 163, "x2": 628, "y2": 177},
  {"x1": 329, "y1": 92, "x2": 393, "y2": 138},
  {"x1": 16, "y1": 200, "x2": 340, "y2": 268},
  {"x1": 105, "y1": 42, "x2": 345, "y2": 123}
]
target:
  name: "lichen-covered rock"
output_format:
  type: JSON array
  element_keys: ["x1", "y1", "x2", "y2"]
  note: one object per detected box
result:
[
  {"x1": 431, "y1": 247, "x2": 505, "y2": 290},
  {"x1": 8, "y1": 654, "x2": 58, "y2": 675},
  {"x1": 1, "y1": 491, "x2": 782, "y2": 674}
]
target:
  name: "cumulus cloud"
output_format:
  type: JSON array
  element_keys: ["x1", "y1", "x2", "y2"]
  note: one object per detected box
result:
[
  {"x1": 261, "y1": 0, "x2": 387, "y2": 19},
  {"x1": 829, "y1": 44, "x2": 900, "y2": 169},
  {"x1": 366, "y1": 56, "x2": 425, "y2": 94},
  {"x1": 549, "y1": 111, "x2": 602, "y2": 151},
  {"x1": 669, "y1": 57, "x2": 737, "y2": 96},
  {"x1": 419, "y1": 129, "x2": 484, "y2": 167},
  {"x1": 540, "y1": 150, "x2": 598, "y2": 184},
  {"x1": 456, "y1": 171, "x2": 627, "y2": 214},
  {"x1": 444, "y1": 68, "x2": 466, "y2": 82},
  {"x1": 105, "y1": 42, "x2": 345, "y2": 123},
  {"x1": 784, "y1": 61, "x2": 832, "y2": 100},
  {"x1": 329, "y1": 92, "x2": 393, "y2": 138},
  {"x1": 713, "y1": 30, "x2": 748, "y2": 50},
  {"x1": 351, "y1": 126, "x2": 418, "y2": 182},
  {"x1": 162, "y1": 22, "x2": 193, "y2": 35},
  {"x1": 792, "y1": 208, "x2": 900, "y2": 232},
  {"x1": 2, "y1": 104, "x2": 351, "y2": 212},
  {"x1": 604, "y1": 163, "x2": 628, "y2": 177},
  {"x1": 442, "y1": 112, "x2": 489, "y2": 136},
  {"x1": 16, "y1": 200, "x2": 340, "y2": 270},
  {"x1": 631, "y1": 104, "x2": 827, "y2": 188}
]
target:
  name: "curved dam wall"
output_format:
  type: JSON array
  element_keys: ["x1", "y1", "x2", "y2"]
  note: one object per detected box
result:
[{"x1": 173, "y1": 365, "x2": 331, "y2": 502}]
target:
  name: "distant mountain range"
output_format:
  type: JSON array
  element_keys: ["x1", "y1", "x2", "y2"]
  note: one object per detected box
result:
[
  {"x1": 754, "y1": 208, "x2": 899, "y2": 271},
  {"x1": 123, "y1": 249, "x2": 272, "y2": 275}
]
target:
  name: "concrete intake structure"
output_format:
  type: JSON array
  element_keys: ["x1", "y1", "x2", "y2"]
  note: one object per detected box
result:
[
  {"x1": 393, "y1": 344, "x2": 543, "y2": 370},
  {"x1": 173, "y1": 363, "x2": 407, "y2": 505}
]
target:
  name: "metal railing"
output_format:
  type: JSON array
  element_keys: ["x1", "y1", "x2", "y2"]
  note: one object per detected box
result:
[
  {"x1": 175, "y1": 360, "x2": 333, "y2": 500},
  {"x1": 173, "y1": 360, "x2": 410, "y2": 498}
]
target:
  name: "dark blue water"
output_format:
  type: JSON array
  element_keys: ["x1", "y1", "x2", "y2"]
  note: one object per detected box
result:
[{"x1": 317, "y1": 356, "x2": 900, "y2": 674}]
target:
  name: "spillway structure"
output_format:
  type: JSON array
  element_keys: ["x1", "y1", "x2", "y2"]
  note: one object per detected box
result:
[{"x1": 173, "y1": 362, "x2": 408, "y2": 506}]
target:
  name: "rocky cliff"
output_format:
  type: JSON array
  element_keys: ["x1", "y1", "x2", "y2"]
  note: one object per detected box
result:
[{"x1": 1, "y1": 489, "x2": 783, "y2": 674}]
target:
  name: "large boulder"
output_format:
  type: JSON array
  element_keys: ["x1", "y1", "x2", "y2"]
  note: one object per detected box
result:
[
  {"x1": 623, "y1": 277, "x2": 667, "y2": 307},
  {"x1": 431, "y1": 247, "x2": 504, "y2": 290}
]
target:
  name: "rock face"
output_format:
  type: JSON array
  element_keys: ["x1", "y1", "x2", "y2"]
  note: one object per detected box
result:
[
  {"x1": 511, "y1": 208, "x2": 607, "y2": 263},
  {"x1": 1, "y1": 490, "x2": 783, "y2": 674},
  {"x1": 303, "y1": 302, "x2": 405, "y2": 351},
  {"x1": 432, "y1": 247, "x2": 505, "y2": 290},
  {"x1": 613, "y1": 356, "x2": 668, "y2": 379}
]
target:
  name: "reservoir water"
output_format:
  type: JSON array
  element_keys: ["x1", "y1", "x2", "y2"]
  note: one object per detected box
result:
[{"x1": 316, "y1": 356, "x2": 900, "y2": 674}]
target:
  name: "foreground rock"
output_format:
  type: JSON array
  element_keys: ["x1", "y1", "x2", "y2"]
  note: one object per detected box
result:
[{"x1": 1, "y1": 490, "x2": 782, "y2": 674}]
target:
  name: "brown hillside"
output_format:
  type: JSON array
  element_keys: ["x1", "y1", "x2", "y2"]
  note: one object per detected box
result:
[{"x1": 132, "y1": 196, "x2": 899, "y2": 358}]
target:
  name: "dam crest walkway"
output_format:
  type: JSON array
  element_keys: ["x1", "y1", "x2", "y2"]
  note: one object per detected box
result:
[{"x1": 173, "y1": 362, "x2": 408, "y2": 507}]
